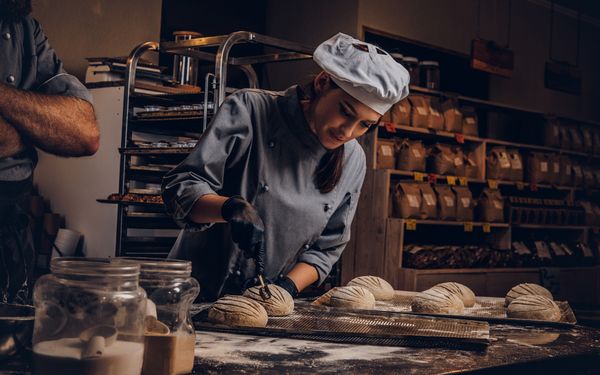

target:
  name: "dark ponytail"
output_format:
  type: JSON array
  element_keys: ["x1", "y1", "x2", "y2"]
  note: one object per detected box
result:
[{"x1": 298, "y1": 80, "x2": 345, "y2": 194}]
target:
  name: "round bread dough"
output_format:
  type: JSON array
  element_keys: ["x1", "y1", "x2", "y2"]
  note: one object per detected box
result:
[
  {"x1": 433, "y1": 282, "x2": 476, "y2": 308},
  {"x1": 505, "y1": 283, "x2": 553, "y2": 307},
  {"x1": 506, "y1": 295, "x2": 561, "y2": 322},
  {"x1": 207, "y1": 295, "x2": 268, "y2": 328},
  {"x1": 243, "y1": 284, "x2": 294, "y2": 316},
  {"x1": 347, "y1": 276, "x2": 395, "y2": 301},
  {"x1": 329, "y1": 286, "x2": 376, "y2": 309},
  {"x1": 411, "y1": 287, "x2": 465, "y2": 314},
  {"x1": 312, "y1": 287, "x2": 338, "y2": 306}
]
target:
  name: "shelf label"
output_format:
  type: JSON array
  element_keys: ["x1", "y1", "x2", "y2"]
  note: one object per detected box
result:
[
  {"x1": 463, "y1": 222, "x2": 474, "y2": 232},
  {"x1": 454, "y1": 133, "x2": 465, "y2": 144},
  {"x1": 384, "y1": 122, "x2": 396, "y2": 133},
  {"x1": 414, "y1": 172, "x2": 425, "y2": 182},
  {"x1": 405, "y1": 219, "x2": 417, "y2": 231},
  {"x1": 487, "y1": 179, "x2": 498, "y2": 189},
  {"x1": 516, "y1": 181, "x2": 525, "y2": 190},
  {"x1": 482, "y1": 223, "x2": 491, "y2": 233},
  {"x1": 428, "y1": 174, "x2": 438, "y2": 184},
  {"x1": 458, "y1": 177, "x2": 468, "y2": 186},
  {"x1": 447, "y1": 176, "x2": 457, "y2": 186}
]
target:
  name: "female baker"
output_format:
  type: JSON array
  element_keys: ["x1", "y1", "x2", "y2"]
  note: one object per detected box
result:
[{"x1": 162, "y1": 33, "x2": 409, "y2": 301}]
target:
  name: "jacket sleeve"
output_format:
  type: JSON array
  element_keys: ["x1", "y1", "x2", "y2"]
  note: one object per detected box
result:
[
  {"x1": 30, "y1": 18, "x2": 93, "y2": 103},
  {"x1": 297, "y1": 147, "x2": 366, "y2": 284},
  {"x1": 161, "y1": 91, "x2": 253, "y2": 231}
]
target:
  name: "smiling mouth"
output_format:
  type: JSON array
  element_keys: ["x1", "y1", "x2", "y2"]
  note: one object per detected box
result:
[{"x1": 328, "y1": 130, "x2": 346, "y2": 143}]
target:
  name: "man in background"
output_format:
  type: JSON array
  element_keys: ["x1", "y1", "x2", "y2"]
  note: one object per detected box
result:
[{"x1": 0, "y1": 0, "x2": 99, "y2": 303}]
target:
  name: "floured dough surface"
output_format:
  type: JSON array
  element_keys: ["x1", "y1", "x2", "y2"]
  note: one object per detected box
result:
[
  {"x1": 312, "y1": 287, "x2": 339, "y2": 306},
  {"x1": 347, "y1": 276, "x2": 395, "y2": 301},
  {"x1": 505, "y1": 283, "x2": 553, "y2": 307},
  {"x1": 329, "y1": 286, "x2": 376, "y2": 309},
  {"x1": 207, "y1": 295, "x2": 268, "y2": 328},
  {"x1": 411, "y1": 287, "x2": 465, "y2": 314},
  {"x1": 433, "y1": 282, "x2": 476, "y2": 308},
  {"x1": 506, "y1": 295, "x2": 561, "y2": 322},
  {"x1": 243, "y1": 284, "x2": 294, "y2": 316}
]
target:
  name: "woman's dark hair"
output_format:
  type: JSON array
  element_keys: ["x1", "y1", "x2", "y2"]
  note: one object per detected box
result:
[{"x1": 298, "y1": 79, "x2": 343, "y2": 194}]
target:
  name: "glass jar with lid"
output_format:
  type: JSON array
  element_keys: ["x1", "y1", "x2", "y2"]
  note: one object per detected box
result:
[
  {"x1": 118, "y1": 258, "x2": 200, "y2": 375},
  {"x1": 32, "y1": 258, "x2": 146, "y2": 375},
  {"x1": 401, "y1": 56, "x2": 420, "y2": 86},
  {"x1": 419, "y1": 60, "x2": 440, "y2": 90}
]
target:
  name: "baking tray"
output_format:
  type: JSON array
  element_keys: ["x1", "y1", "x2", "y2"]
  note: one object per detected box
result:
[
  {"x1": 307, "y1": 290, "x2": 576, "y2": 328},
  {"x1": 193, "y1": 304, "x2": 490, "y2": 350}
]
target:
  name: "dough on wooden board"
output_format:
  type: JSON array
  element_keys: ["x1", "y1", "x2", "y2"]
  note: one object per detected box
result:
[
  {"x1": 243, "y1": 284, "x2": 294, "y2": 316},
  {"x1": 207, "y1": 295, "x2": 268, "y2": 328},
  {"x1": 505, "y1": 283, "x2": 553, "y2": 307},
  {"x1": 347, "y1": 276, "x2": 395, "y2": 301},
  {"x1": 411, "y1": 286, "x2": 465, "y2": 314},
  {"x1": 329, "y1": 286, "x2": 376, "y2": 309},
  {"x1": 506, "y1": 295, "x2": 561, "y2": 322},
  {"x1": 432, "y1": 282, "x2": 476, "y2": 308}
]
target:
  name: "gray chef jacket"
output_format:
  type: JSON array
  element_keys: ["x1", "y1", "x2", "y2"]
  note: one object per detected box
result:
[
  {"x1": 162, "y1": 86, "x2": 366, "y2": 301},
  {"x1": 0, "y1": 16, "x2": 93, "y2": 182}
]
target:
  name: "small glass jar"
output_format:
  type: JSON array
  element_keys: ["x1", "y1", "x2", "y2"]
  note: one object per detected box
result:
[
  {"x1": 401, "y1": 56, "x2": 420, "y2": 86},
  {"x1": 119, "y1": 258, "x2": 200, "y2": 375},
  {"x1": 32, "y1": 258, "x2": 146, "y2": 375},
  {"x1": 390, "y1": 52, "x2": 404, "y2": 63},
  {"x1": 419, "y1": 60, "x2": 440, "y2": 90}
]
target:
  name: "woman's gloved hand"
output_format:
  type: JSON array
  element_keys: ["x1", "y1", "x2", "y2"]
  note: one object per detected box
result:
[{"x1": 221, "y1": 196, "x2": 266, "y2": 274}]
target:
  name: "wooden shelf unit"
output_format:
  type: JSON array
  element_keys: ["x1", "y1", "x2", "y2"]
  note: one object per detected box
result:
[{"x1": 340, "y1": 86, "x2": 600, "y2": 305}]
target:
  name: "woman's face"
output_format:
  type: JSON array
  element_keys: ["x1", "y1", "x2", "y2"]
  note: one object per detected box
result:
[{"x1": 309, "y1": 73, "x2": 381, "y2": 150}]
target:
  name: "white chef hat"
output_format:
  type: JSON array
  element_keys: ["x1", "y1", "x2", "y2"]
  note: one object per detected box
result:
[{"x1": 313, "y1": 33, "x2": 410, "y2": 115}]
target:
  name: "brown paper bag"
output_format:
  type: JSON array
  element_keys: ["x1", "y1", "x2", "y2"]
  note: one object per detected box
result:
[
  {"x1": 392, "y1": 182, "x2": 422, "y2": 219},
  {"x1": 453, "y1": 186, "x2": 474, "y2": 221},
  {"x1": 396, "y1": 139, "x2": 427, "y2": 172},
  {"x1": 419, "y1": 183, "x2": 438, "y2": 219},
  {"x1": 478, "y1": 188, "x2": 504, "y2": 222},
  {"x1": 434, "y1": 185, "x2": 457, "y2": 220},
  {"x1": 376, "y1": 139, "x2": 396, "y2": 169},
  {"x1": 487, "y1": 146, "x2": 512, "y2": 180},
  {"x1": 409, "y1": 95, "x2": 429, "y2": 128}
]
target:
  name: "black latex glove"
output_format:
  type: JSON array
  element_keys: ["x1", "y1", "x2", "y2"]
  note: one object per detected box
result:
[
  {"x1": 275, "y1": 275, "x2": 299, "y2": 298},
  {"x1": 221, "y1": 196, "x2": 266, "y2": 274}
]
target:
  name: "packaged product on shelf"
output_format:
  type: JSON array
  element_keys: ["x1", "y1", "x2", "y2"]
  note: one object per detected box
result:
[
  {"x1": 559, "y1": 155, "x2": 573, "y2": 186},
  {"x1": 593, "y1": 169, "x2": 600, "y2": 188},
  {"x1": 376, "y1": 139, "x2": 396, "y2": 169},
  {"x1": 391, "y1": 182, "x2": 422, "y2": 219},
  {"x1": 527, "y1": 152, "x2": 551, "y2": 184},
  {"x1": 543, "y1": 116, "x2": 561, "y2": 148},
  {"x1": 434, "y1": 185, "x2": 457, "y2": 220},
  {"x1": 582, "y1": 166, "x2": 596, "y2": 188},
  {"x1": 425, "y1": 97, "x2": 444, "y2": 130},
  {"x1": 396, "y1": 139, "x2": 427, "y2": 171},
  {"x1": 418, "y1": 183, "x2": 438, "y2": 219},
  {"x1": 572, "y1": 162, "x2": 584, "y2": 186},
  {"x1": 548, "y1": 242, "x2": 570, "y2": 266},
  {"x1": 428, "y1": 143, "x2": 456, "y2": 175},
  {"x1": 579, "y1": 201, "x2": 598, "y2": 226},
  {"x1": 532, "y1": 241, "x2": 553, "y2": 266},
  {"x1": 453, "y1": 147, "x2": 466, "y2": 176},
  {"x1": 461, "y1": 106, "x2": 479, "y2": 136},
  {"x1": 477, "y1": 188, "x2": 504, "y2": 222},
  {"x1": 512, "y1": 242, "x2": 536, "y2": 267},
  {"x1": 452, "y1": 186, "x2": 474, "y2": 221},
  {"x1": 559, "y1": 126, "x2": 571, "y2": 150},
  {"x1": 486, "y1": 146, "x2": 512, "y2": 180},
  {"x1": 593, "y1": 129, "x2": 600, "y2": 154},
  {"x1": 440, "y1": 97, "x2": 462, "y2": 133},
  {"x1": 408, "y1": 95, "x2": 429, "y2": 128},
  {"x1": 507, "y1": 149, "x2": 524, "y2": 181},
  {"x1": 568, "y1": 125, "x2": 584, "y2": 151},
  {"x1": 464, "y1": 151, "x2": 479, "y2": 179},
  {"x1": 581, "y1": 126, "x2": 594, "y2": 153},
  {"x1": 390, "y1": 99, "x2": 411, "y2": 126},
  {"x1": 548, "y1": 154, "x2": 561, "y2": 185},
  {"x1": 401, "y1": 56, "x2": 420, "y2": 85}
]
